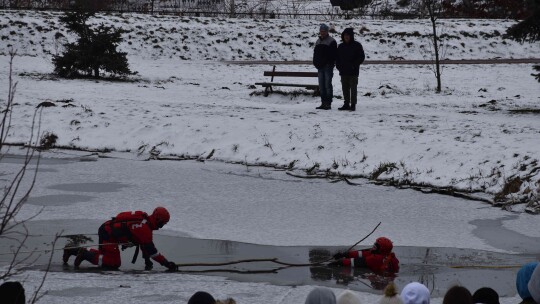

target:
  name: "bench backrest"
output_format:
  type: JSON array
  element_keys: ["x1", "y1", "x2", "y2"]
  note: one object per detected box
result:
[{"x1": 263, "y1": 71, "x2": 318, "y2": 77}]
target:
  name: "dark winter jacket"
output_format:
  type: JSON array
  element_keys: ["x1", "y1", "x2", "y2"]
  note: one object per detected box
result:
[
  {"x1": 336, "y1": 28, "x2": 365, "y2": 77},
  {"x1": 313, "y1": 35, "x2": 337, "y2": 70}
]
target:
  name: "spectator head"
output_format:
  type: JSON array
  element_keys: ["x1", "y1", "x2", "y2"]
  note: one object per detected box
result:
[
  {"x1": 516, "y1": 262, "x2": 539, "y2": 300},
  {"x1": 379, "y1": 282, "x2": 404, "y2": 304},
  {"x1": 320, "y1": 24, "x2": 330, "y2": 32},
  {"x1": 400, "y1": 282, "x2": 430, "y2": 304},
  {"x1": 529, "y1": 264, "x2": 540, "y2": 303},
  {"x1": 0, "y1": 281, "x2": 25, "y2": 304},
  {"x1": 442, "y1": 286, "x2": 473, "y2": 304},
  {"x1": 188, "y1": 291, "x2": 216, "y2": 304},
  {"x1": 337, "y1": 290, "x2": 361, "y2": 304},
  {"x1": 305, "y1": 287, "x2": 336, "y2": 304},
  {"x1": 472, "y1": 287, "x2": 500, "y2": 304}
]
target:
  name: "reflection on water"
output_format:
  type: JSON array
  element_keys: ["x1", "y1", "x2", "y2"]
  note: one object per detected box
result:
[{"x1": 310, "y1": 266, "x2": 395, "y2": 290}]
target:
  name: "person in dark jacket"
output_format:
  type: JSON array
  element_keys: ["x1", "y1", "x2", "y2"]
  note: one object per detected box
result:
[
  {"x1": 313, "y1": 23, "x2": 337, "y2": 110},
  {"x1": 335, "y1": 28, "x2": 365, "y2": 111}
]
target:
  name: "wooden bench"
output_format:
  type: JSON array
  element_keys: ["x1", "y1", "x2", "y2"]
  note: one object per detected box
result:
[{"x1": 255, "y1": 66, "x2": 319, "y2": 97}]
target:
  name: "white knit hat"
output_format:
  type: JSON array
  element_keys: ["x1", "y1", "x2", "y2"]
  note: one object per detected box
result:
[
  {"x1": 337, "y1": 290, "x2": 361, "y2": 304},
  {"x1": 401, "y1": 282, "x2": 430, "y2": 304}
]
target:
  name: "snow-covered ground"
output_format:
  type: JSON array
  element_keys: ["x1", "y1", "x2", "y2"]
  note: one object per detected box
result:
[{"x1": 0, "y1": 10, "x2": 539, "y2": 303}]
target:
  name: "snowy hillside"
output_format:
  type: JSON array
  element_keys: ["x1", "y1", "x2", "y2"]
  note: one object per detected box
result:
[
  {"x1": 1, "y1": 10, "x2": 539, "y2": 211},
  {"x1": 1, "y1": 10, "x2": 538, "y2": 60}
]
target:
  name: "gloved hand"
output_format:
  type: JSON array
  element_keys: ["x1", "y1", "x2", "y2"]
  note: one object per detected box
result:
[
  {"x1": 121, "y1": 243, "x2": 135, "y2": 251},
  {"x1": 332, "y1": 251, "x2": 347, "y2": 260},
  {"x1": 327, "y1": 260, "x2": 342, "y2": 267},
  {"x1": 164, "y1": 261, "x2": 178, "y2": 271}
]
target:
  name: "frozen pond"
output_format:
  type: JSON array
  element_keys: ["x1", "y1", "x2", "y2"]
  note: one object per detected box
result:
[{"x1": 1, "y1": 150, "x2": 539, "y2": 299}]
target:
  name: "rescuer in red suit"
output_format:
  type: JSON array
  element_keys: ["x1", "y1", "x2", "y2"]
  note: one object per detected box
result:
[
  {"x1": 63, "y1": 207, "x2": 177, "y2": 271},
  {"x1": 329, "y1": 237, "x2": 399, "y2": 274}
]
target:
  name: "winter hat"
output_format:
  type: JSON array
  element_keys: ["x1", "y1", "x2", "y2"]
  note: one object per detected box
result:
[
  {"x1": 379, "y1": 282, "x2": 404, "y2": 304},
  {"x1": 472, "y1": 287, "x2": 500, "y2": 304},
  {"x1": 320, "y1": 24, "x2": 330, "y2": 31},
  {"x1": 305, "y1": 287, "x2": 337, "y2": 304},
  {"x1": 528, "y1": 263, "x2": 540, "y2": 303},
  {"x1": 0, "y1": 281, "x2": 25, "y2": 304},
  {"x1": 442, "y1": 285, "x2": 473, "y2": 304},
  {"x1": 516, "y1": 262, "x2": 538, "y2": 300},
  {"x1": 188, "y1": 291, "x2": 216, "y2": 304},
  {"x1": 337, "y1": 290, "x2": 361, "y2": 304},
  {"x1": 401, "y1": 282, "x2": 430, "y2": 304}
]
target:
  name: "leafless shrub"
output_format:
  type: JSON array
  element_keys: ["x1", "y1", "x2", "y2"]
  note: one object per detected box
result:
[
  {"x1": 1, "y1": 50, "x2": 53, "y2": 302},
  {"x1": 370, "y1": 162, "x2": 398, "y2": 179}
]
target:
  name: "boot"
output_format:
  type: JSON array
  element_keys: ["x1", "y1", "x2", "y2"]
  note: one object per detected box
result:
[
  {"x1": 338, "y1": 102, "x2": 350, "y2": 111},
  {"x1": 350, "y1": 104, "x2": 356, "y2": 111},
  {"x1": 62, "y1": 246, "x2": 80, "y2": 264},
  {"x1": 74, "y1": 248, "x2": 97, "y2": 268},
  {"x1": 316, "y1": 103, "x2": 331, "y2": 110}
]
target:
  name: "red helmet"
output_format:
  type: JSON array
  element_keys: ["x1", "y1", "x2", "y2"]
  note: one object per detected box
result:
[
  {"x1": 375, "y1": 237, "x2": 393, "y2": 254},
  {"x1": 150, "y1": 207, "x2": 170, "y2": 229}
]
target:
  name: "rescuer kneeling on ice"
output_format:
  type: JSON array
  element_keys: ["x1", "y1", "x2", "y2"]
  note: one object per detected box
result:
[{"x1": 63, "y1": 207, "x2": 178, "y2": 271}]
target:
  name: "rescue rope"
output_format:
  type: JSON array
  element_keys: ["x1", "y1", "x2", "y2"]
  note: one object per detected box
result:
[{"x1": 174, "y1": 221, "x2": 383, "y2": 268}]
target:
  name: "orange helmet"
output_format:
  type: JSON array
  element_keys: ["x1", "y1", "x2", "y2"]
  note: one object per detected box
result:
[
  {"x1": 375, "y1": 237, "x2": 393, "y2": 254},
  {"x1": 150, "y1": 207, "x2": 170, "y2": 229}
]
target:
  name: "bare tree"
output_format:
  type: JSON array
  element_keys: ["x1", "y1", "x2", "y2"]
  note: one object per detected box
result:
[
  {"x1": 1, "y1": 50, "x2": 54, "y2": 303},
  {"x1": 422, "y1": 0, "x2": 443, "y2": 92}
]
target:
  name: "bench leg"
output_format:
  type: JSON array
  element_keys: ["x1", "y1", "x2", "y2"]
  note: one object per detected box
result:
[
  {"x1": 264, "y1": 86, "x2": 270, "y2": 97},
  {"x1": 313, "y1": 87, "x2": 320, "y2": 97}
]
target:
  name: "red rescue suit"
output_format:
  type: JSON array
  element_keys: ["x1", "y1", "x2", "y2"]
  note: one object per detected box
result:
[
  {"x1": 341, "y1": 249, "x2": 400, "y2": 274},
  {"x1": 87, "y1": 211, "x2": 169, "y2": 268}
]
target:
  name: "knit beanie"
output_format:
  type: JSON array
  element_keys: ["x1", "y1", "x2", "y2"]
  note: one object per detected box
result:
[
  {"x1": 442, "y1": 286, "x2": 473, "y2": 304},
  {"x1": 472, "y1": 287, "x2": 500, "y2": 304},
  {"x1": 380, "y1": 282, "x2": 404, "y2": 304},
  {"x1": 401, "y1": 282, "x2": 430, "y2": 304},
  {"x1": 305, "y1": 287, "x2": 336, "y2": 304},
  {"x1": 337, "y1": 290, "x2": 361, "y2": 304},
  {"x1": 528, "y1": 263, "x2": 540, "y2": 303},
  {"x1": 516, "y1": 262, "x2": 538, "y2": 300},
  {"x1": 320, "y1": 24, "x2": 329, "y2": 31},
  {"x1": 188, "y1": 291, "x2": 216, "y2": 304}
]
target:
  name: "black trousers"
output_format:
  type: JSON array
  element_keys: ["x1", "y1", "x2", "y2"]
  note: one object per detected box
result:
[{"x1": 340, "y1": 75, "x2": 358, "y2": 105}]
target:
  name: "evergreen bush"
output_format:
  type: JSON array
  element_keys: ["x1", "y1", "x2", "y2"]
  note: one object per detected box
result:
[{"x1": 53, "y1": 12, "x2": 135, "y2": 79}]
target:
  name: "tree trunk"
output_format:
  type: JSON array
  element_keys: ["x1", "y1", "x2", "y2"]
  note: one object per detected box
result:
[{"x1": 428, "y1": 3, "x2": 442, "y2": 93}]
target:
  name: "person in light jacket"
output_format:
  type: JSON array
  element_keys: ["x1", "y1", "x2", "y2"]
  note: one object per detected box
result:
[{"x1": 313, "y1": 23, "x2": 337, "y2": 110}]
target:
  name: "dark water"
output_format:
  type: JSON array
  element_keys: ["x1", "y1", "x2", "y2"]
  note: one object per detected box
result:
[{"x1": 3, "y1": 220, "x2": 532, "y2": 298}]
